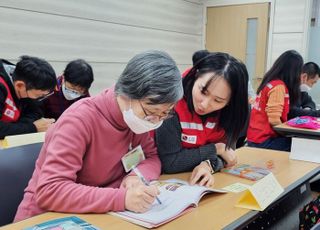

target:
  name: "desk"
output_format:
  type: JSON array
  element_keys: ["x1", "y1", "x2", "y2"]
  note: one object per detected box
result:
[
  {"x1": 274, "y1": 122, "x2": 320, "y2": 139},
  {"x1": 1, "y1": 147, "x2": 319, "y2": 230},
  {"x1": 0, "y1": 132, "x2": 45, "y2": 149}
]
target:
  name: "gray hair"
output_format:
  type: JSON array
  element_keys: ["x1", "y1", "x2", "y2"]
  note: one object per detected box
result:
[{"x1": 115, "y1": 50, "x2": 183, "y2": 104}]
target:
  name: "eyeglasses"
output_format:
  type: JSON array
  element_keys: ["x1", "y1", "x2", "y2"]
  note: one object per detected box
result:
[
  {"x1": 138, "y1": 100, "x2": 175, "y2": 122},
  {"x1": 37, "y1": 91, "x2": 55, "y2": 102},
  {"x1": 64, "y1": 85, "x2": 85, "y2": 97}
]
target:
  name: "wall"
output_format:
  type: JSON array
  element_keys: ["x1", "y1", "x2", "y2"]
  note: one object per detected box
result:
[
  {"x1": 307, "y1": 0, "x2": 320, "y2": 106},
  {"x1": 0, "y1": 0, "x2": 204, "y2": 95},
  {"x1": 271, "y1": 0, "x2": 311, "y2": 64}
]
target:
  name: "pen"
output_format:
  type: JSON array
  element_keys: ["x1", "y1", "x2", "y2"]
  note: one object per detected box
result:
[{"x1": 132, "y1": 167, "x2": 162, "y2": 205}]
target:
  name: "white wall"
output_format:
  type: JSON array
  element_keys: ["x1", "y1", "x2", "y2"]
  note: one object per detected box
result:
[
  {"x1": 204, "y1": 0, "x2": 312, "y2": 68},
  {"x1": 308, "y1": 26, "x2": 320, "y2": 106},
  {"x1": 1, "y1": 0, "x2": 314, "y2": 96},
  {"x1": 271, "y1": 0, "x2": 311, "y2": 64},
  {"x1": 0, "y1": 0, "x2": 204, "y2": 95},
  {"x1": 307, "y1": 0, "x2": 320, "y2": 106}
]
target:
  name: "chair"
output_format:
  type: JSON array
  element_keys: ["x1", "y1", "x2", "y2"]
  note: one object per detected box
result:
[{"x1": 0, "y1": 142, "x2": 43, "y2": 226}]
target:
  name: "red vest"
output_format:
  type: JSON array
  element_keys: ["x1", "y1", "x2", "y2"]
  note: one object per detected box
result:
[
  {"x1": 247, "y1": 80, "x2": 289, "y2": 143},
  {"x1": 175, "y1": 99, "x2": 226, "y2": 148},
  {"x1": 0, "y1": 77, "x2": 21, "y2": 122},
  {"x1": 182, "y1": 67, "x2": 191, "y2": 77}
]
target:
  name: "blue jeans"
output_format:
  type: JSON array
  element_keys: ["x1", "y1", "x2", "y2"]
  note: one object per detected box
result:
[{"x1": 247, "y1": 137, "x2": 291, "y2": 152}]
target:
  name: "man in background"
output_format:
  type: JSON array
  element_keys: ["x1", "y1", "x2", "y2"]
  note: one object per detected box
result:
[
  {"x1": 0, "y1": 56, "x2": 56, "y2": 139},
  {"x1": 288, "y1": 62, "x2": 320, "y2": 119},
  {"x1": 41, "y1": 59, "x2": 94, "y2": 120}
]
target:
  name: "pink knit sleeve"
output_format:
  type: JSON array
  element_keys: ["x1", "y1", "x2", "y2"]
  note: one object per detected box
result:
[
  {"x1": 35, "y1": 116, "x2": 126, "y2": 213},
  {"x1": 131, "y1": 133, "x2": 161, "y2": 181}
]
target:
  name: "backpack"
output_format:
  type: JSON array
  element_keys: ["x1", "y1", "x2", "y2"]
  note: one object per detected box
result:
[{"x1": 300, "y1": 196, "x2": 320, "y2": 230}]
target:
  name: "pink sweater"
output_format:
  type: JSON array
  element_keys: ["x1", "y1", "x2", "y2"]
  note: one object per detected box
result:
[{"x1": 14, "y1": 87, "x2": 161, "y2": 221}]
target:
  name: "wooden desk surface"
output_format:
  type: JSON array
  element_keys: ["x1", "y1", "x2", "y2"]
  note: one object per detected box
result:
[
  {"x1": 274, "y1": 122, "x2": 320, "y2": 138},
  {"x1": 1, "y1": 147, "x2": 319, "y2": 230}
]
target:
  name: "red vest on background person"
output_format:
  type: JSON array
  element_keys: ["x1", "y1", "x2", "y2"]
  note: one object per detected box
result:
[
  {"x1": 182, "y1": 67, "x2": 192, "y2": 77},
  {"x1": 0, "y1": 77, "x2": 21, "y2": 122},
  {"x1": 175, "y1": 98, "x2": 226, "y2": 148},
  {"x1": 247, "y1": 79, "x2": 289, "y2": 143}
]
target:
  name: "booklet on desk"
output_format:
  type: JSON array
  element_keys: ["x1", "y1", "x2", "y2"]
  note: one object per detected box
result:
[
  {"x1": 109, "y1": 179, "x2": 227, "y2": 228},
  {"x1": 221, "y1": 164, "x2": 271, "y2": 181},
  {"x1": 23, "y1": 216, "x2": 99, "y2": 230}
]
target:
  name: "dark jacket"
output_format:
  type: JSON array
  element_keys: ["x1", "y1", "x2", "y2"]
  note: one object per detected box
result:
[
  {"x1": 288, "y1": 91, "x2": 320, "y2": 119},
  {"x1": 0, "y1": 59, "x2": 41, "y2": 139},
  {"x1": 155, "y1": 113, "x2": 224, "y2": 174}
]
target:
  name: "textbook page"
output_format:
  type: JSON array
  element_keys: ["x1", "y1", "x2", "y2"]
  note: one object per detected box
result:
[{"x1": 109, "y1": 179, "x2": 226, "y2": 228}]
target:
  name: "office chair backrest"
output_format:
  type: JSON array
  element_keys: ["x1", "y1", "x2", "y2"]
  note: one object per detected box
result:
[{"x1": 0, "y1": 142, "x2": 43, "y2": 226}]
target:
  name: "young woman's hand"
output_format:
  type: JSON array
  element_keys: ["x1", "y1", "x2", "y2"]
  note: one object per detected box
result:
[
  {"x1": 224, "y1": 148, "x2": 237, "y2": 167},
  {"x1": 216, "y1": 145, "x2": 237, "y2": 167},
  {"x1": 120, "y1": 175, "x2": 144, "y2": 189},
  {"x1": 215, "y1": 143, "x2": 226, "y2": 156},
  {"x1": 189, "y1": 161, "x2": 214, "y2": 187},
  {"x1": 125, "y1": 184, "x2": 159, "y2": 213}
]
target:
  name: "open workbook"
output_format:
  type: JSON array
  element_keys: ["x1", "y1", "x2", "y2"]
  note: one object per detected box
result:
[{"x1": 109, "y1": 179, "x2": 227, "y2": 228}]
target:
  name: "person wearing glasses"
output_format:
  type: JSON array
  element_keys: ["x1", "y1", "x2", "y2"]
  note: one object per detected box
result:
[
  {"x1": 15, "y1": 50, "x2": 183, "y2": 221},
  {"x1": 0, "y1": 56, "x2": 56, "y2": 139},
  {"x1": 41, "y1": 59, "x2": 94, "y2": 120},
  {"x1": 155, "y1": 52, "x2": 249, "y2": 187}
]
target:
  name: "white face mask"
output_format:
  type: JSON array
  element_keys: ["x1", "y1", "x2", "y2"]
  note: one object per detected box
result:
[
  {"x1": 122, "y1": 104, "x2": 163, "y2": 134},
  {"x1": 62, "y1": 83, "x2": 83, "y2": 100},
  {"x1": 300, "y1": 84, "x2": 311, "y2": 92}
]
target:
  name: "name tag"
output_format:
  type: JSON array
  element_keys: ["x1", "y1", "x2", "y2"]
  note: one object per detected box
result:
[
  {"x1": 121, "y1": 145, "x2": 145, "y2": 172},
  {"x1": 181, "y1": 134, "x2": 197, "y2": 144},
  {"x1": 205, "y1": 122, "x2": 216, "y2": 129},
  {"x1": 4, "y1": 108, "x2": 15, "y2": 119}
]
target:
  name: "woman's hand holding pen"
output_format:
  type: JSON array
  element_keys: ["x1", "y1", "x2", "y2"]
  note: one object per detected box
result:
[
  {"x1": 120, "y1": 175, "x2": 144, "y2": 189},
  {"x1": 125, "y1": 184, "x2": 160, "y2": 213}
]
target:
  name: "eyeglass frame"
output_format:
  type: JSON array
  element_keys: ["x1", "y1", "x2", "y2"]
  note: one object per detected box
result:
[
  {"x1": 24, "y1": 87, "x2": 54, "y2": 102},
  {"x1": 36, "y1": 91, "x2": 55, "y2": 102},
  {"x1": 138, "y1": 100, "x2": 175, "y2": 121},
  {"x1": 63, "y1": 84, "x2": 86, "y2": 97}
]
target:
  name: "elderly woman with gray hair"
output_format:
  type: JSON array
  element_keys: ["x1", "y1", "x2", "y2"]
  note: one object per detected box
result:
[{"x1": 14, "y1": 50, "x2": 183, "y2": 222}]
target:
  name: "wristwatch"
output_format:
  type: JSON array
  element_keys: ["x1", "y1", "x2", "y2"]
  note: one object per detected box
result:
[{"x1": 204, "y1": 159, "x2": 215, "y2": 174}]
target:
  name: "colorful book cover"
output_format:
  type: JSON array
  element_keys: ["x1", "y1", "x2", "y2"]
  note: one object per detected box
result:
[
  {"x1": 221, "y1": 164, "x2": 271, "y2": 181},
  {"x1": 23, "y1": 216, "x2": 99, "y2": 230}
]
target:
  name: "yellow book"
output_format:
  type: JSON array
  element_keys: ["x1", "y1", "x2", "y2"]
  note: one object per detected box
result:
[{"x1": 1, "y1": 132, "x2": 45, "y2": 148}]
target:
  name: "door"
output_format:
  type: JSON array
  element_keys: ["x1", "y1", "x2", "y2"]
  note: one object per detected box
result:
[{"x1": 206, "y1": 3, "x2": 269, "y2": 90}]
